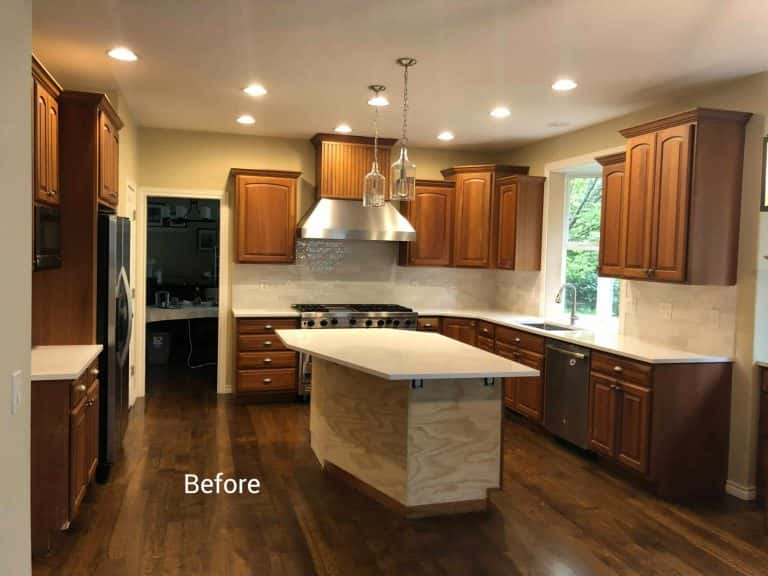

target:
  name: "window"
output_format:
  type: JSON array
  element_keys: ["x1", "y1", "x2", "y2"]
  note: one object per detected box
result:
[{"x1": 563, "y1": 175, "x2": 620, "y2": 327}]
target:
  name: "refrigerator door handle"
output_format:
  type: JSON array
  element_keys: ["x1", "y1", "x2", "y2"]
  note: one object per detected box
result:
[{"x1": 117, "y1": 266, "x2": 133, "y2": 366}]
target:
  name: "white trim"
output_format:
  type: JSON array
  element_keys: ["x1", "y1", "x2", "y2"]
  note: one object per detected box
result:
[
  {"x1": 725, "y1": 480, "x2": 757, "y2": 501},
  {"x1": 135, "y1": 186, "x2": 232, "y2": 397}
]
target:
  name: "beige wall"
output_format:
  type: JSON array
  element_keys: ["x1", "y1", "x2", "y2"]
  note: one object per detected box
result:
[
  {"x1": 499, "y1": 73, "x2": 768, "y2": 495},
  {"x1": 0, "y1": 0, "x2": 32, "y2": 573}
]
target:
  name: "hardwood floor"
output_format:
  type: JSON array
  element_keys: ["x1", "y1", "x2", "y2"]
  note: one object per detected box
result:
[{"x1": 33, "y1": 367, "x2": 768, "y2": 576}]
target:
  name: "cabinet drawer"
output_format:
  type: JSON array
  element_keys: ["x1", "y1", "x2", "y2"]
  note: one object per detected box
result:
[
  {"x1": 495, "y1": 326, "x2": 545, "y2": 354},
  {"x1": 477, "y1": 335, "x2": 494, "y2": 352},
  {"x1": 591, "y1": 351, "x2": 652, "y2": 387},
  {"x1": 418, "y1": 317, "x2": 441, "y2": 332},
  {"x1": 238, "y1": 334, "x2": 288, "y2": 352},
  {"x1": 238, "y1": 318, "x2": 298, "y2": 334},
  {"x1": 477, "y1": 321, "x2": 495, "y2": 339},
  {"x1": 237, "y1": 369, "x2": 296, "y2": 393},
  {"x1": 238, "y1": 351, "x2": 296, "y2": 370},
  {"x1": 71, "y1": 359, "x2": 99, "y2": 408}
]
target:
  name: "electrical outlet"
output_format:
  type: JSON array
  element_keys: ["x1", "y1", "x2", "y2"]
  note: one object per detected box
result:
[
  {"x1": 10, "y1": 370, "x2": 22, "y2": 415},
  {"x1": 660, "y1": 302, "x2": 673, "y2": 320}
]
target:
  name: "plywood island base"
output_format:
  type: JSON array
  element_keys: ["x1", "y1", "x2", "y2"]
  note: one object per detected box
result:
[{"x1": 310, "y1": 358, "x2": 502, "y2": 518}]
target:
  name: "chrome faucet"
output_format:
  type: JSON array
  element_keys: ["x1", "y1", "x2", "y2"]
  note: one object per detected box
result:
[{"x1": 555, "y1": 283, "x2": 578, "y2": 326}]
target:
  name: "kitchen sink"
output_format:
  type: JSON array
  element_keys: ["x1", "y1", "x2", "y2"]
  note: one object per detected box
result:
[{"x1": 521, "y1": 322, "x2": 574, "y2": 332}]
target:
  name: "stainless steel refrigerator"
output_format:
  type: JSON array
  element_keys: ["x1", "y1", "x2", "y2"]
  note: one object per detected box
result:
[{"x1": 96, "y1": 214, "x2": 133, "y2": 482}]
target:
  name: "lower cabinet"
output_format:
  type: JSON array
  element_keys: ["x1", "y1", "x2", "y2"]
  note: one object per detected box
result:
[
  {"x1": 417, "y1": 317, "x2": 442, "y2": 332},
  {"x1": 495, "y1": 328, "x2": 545, "y2": 423},
  {"x1": 32, "y1": 360, "x2": 99, "y2": 555},
  {"x1": 441, "y1": 317, "x2": 477, "y2": 346},
  {"x1": 235, "y1": 317, "x2": 299, "y2": 402}
]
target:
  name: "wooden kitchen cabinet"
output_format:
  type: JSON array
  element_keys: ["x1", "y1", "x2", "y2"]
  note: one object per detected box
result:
[
  {"x1": 311, "y1": 133, "x2": 396, "y2": 199},
  {"x1": 441, "y1": 165, "x2": 528, "y2": 268},
  {"x1": 399, "y1": 180, "x2": 454, "y2": 266},
  {"x1": 441, "y1": 317, "x2": 477, "y2": 346},
  {"x1": 495, "y1": 327, "x2": 545, "y2": 423},
  {"x1": 33, "y1": 57, "x2": 61, "y2": 206},
  {"x1": 98, "y1": 110, "x2": 120, "y2": 208},
  {"x1": 595, "y1": 153, "x2": 625, "y2": 277},
  {"x1": 609, "y1": 108, "x2": 751, "y2": 285},
  {"x1": 32, "y1": 360, "x2": 99, "y2": 555},
  {"x1": 495, "y1": 175, "x2": 545, "y2": 270},
  {"x1": 417, "y1": 317, "x2": 441, "y2": 332},
  {"x1": 233, "y1": 169, "x2": 301, "y2": 263}
]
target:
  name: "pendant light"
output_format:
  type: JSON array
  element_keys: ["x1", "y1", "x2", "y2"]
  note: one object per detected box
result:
[
  {"x1": 390, "y1": 58, "x2": 417, "y2": 201},
  {"x1": 363, "y1": 85, "x2": 386, "y2": 208}
]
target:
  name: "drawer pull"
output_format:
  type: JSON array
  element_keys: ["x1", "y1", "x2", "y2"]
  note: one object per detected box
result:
[
  {"x1": 263, "y1": 358, "x2": 272, "y2": 364},
  {"x1": 75, "y1": 384, "x2": 87, "y2": 392},
  {"x1": 264, "y1": 340, "x2": 273, "y2": 347},
  {"x1": 515, "y1": 337, "x2": 521, "y2": 343},
  {"x1": 90, "y1": 368, "x2": 99, "y2": 376},
  {"x1": 482, "y1": 328, "x2": 489, "y2": 334},
  {"x1": 265, "y1": 324, "x2": 273, "y2": 330},
  {"x1": 424, "y1": 323, "x2": 432, "y2": 328},
  {"x1": 263, "y1": 378, "x2": 272, "y2": 384},
  {"x1": 613, "y1": 365, "x2": 623, "y2": 373}
]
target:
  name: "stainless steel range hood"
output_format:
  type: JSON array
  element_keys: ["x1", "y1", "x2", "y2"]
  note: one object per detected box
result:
[{"x1": 298, "y1": 198, "x2": 416, "y2": 241}]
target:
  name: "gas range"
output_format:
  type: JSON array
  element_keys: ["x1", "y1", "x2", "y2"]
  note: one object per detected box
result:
[{"x1": 291, "y1": 304, "x2": 418, "y2": 329}]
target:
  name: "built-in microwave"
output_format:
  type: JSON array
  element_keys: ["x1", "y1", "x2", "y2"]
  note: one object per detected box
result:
[{"x1": 34, "y1": 204, "x2": 62, "y2": 270}]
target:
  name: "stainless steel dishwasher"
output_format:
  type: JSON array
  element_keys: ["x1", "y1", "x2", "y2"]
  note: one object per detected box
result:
[{"x1": 544, "y1": 341, "x2": 591, "y2": 449}]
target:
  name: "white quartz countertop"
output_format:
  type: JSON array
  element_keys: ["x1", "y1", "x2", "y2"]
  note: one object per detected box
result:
[
  {"x1": 276, "y1": 328, "x2": 539, "y2": 381},
  {"x1": 232, "y1": 307, "x2": 299, "y2": 318},
  {"x1": 31, "y1": 345, "x2": 103, "y2": 382},
  {"x1": 147, "y1": 305, "x2": 219, "y2": 323},
  {"x1": 418, "y1": 309, "x2": 731, "y2": 364},
  {"x1": 757, "y1": 361, "x2": 768, "y2": 369}
]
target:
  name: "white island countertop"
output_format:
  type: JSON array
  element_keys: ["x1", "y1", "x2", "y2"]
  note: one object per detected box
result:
[
  {"x1": 31, "y1": 345, "x2": 103, "y2": 382},
  {"x1": 277, "y1": 328, "x2": 539, "y2": 381}
]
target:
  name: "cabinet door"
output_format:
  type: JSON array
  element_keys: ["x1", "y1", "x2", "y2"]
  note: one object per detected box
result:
[
  {"x1": 503, "y1": 377, "x2": 516, "y2": 410},
  {"x1": 236, "y1": 175, "x2": 297, "y2": 263},
  {"x1": 99, "y1": 111, "x2": 118, "y2": 206},
  {"x1": 616, "y1": 381, "x2": 651, "y2": 475},
  {"x1": 86, "y1": 381, "x2": 100, "y2": 481},
  {"x1": 599, "y1": 162, "x2": 625, "y2": 276},
  {"x1": 512, "y1": 179, "x2": 544, "y2": 270},
  {"x1": 496, "y1": 180, "x2": 518, "y2": 269},
  {"x1": 405, "y1": 183, "x2": 453, "y2": 266},
  {"x1": 588, "y1": 372, "x2": 618, "y2": 457},
  {"x1": 514, "y1": 350, "x2": 544, "y2": 422},
  {"x1": 34, "y1": 82, "x2": 50, "y2": 203},
  {"x1": 620, "y1": 134, "x2": 655, "y2": 279},
  {"x1": 47, "y1": 95, "x2": 59, "y2": 203},
  {"x1": 69, "y1": 400, "x2": 88, "y2": 518},
  {"x1": 453, "y1": 173, "x2": 492, "y2": 267},
  {"x1": 441, "y1": 318, "x2": 476, "y2": 346},
  {"x1": 649, "y1": 124, "x2": 692, "y2": 282}
]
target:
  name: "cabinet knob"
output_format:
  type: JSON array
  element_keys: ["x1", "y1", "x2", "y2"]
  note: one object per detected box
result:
[
  {"x1": 264, "y1": 340, "x2": 272, "y2": 347},
  {"x1": 263, "y1": 358, "x2": 272, "y2": 363},
  {"x1": 482, "y1": 328, "x2": 489, "y2": 334},
  {"x1": 265, "y1": 325, "x2": 273, "y2": 330},
  {"x1": 75, "y1": 384, "x2": 86, "y2": 392},
  {"x1": 263, "y1": 378, "x2": 272, "y2": 384},
  {"x1": 91, "y1": 368, "x2": 100, "y2": 376},
  {"x1": 515, "y1": 337, "x2": 521, "y2": 343},
  {"x1": 424, "y1": 323, "x2": 432, "y2": 328},
  {"x1": 613, "y1": 365, "x2": 623, "y2": 373}
]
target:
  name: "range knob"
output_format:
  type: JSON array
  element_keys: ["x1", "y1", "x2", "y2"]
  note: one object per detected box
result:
[
  {"x1": 320, "y1": 319, "x2": 328, "y2": 327},
  {"x1": 377, "y1": 319, "x2": 385, "y2": 327},
  {"x1": 365, "y1": 319, "x2": 373, "y2": 327},
  {"x1": 331, "y1": 318, "x2": 338, "y2": 325},
  {"x1": 404, "y1": 319, "x2": 412, "y2": 327},
  {"x1": 349, "y1": 318, "x2": 357, "y2": 325},
  {"x1": 385, "y1": 318, "x2": 393, "y2": 325},
  {"x1": 393, "y1": 319, "x2": 400, "y2": 327},
  {"x1": 307, "y1": 320, "x2": 315, "y2": 327}
]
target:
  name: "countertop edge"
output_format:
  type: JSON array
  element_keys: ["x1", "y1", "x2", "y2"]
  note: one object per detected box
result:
[
  {"x1": 31, "y1": 344, "x2": 103, "y2": 382},
  {"x1": 232, "y1": 308, "x2": 300, "y2": 318}
]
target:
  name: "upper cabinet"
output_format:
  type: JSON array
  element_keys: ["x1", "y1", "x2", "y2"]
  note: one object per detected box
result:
[
  {"x1": 441, "y1": 164, "x2": 529, "y2": 268},
  {"x1": 399, "y1": 180, "x2": 455, "y2": 266},
  {"x1": 311, "y1": 133, "x2": 396, "y2": 200},
  {"x1": 98, "y1": 110, "x2": 120, "y2": 208},
  {"x1": 596, "y1": 153, "x2": 625, "y2": 278},
  {"x1": 495, "y1": 175, "x2": 545, "y2": 270},
  {"x1": 602, "y1": 108, "x2": 751, "y2": 285},
  {"x1": 233, "y1": 169, "x2": 301, "y2": 263},
  {"x1": 32, "y1": 56, "x2": 61, "y2": 206}
]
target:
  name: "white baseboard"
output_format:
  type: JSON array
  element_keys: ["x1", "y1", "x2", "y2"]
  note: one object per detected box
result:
[{"x1": 725, "y1": 480, "x2": 757, "y2": 501}]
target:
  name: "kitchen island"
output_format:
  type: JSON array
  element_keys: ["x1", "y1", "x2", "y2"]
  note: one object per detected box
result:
[{"x1": 277, "y1": 328, "x2": 538, "y2": 517}]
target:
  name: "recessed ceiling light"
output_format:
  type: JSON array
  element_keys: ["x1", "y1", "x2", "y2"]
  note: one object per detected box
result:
[
  {"x1": 243, "y1": 84, "x2": 267, "y2": 97},
  {"x1": 107, "y1": 47, "x2": 138, "y2": 62},
  {"x1": 437, "y1": 131, "x2": 454, "y2": 141},
  {"x1": 552, "y1": 78, "x2": 578, "y2": 92},
  {"x1": 236, "y1": 114, "x2": 255, "y2": 125},
  {"x1": 490, "y1": 106, "x2": 511, "y2": 119},
  {"x1": 368, "y1": 94, "x2": 389, "y2": 107},
  {"x1": 334, "y1": 123, "x2": 352, "y2": 134}
]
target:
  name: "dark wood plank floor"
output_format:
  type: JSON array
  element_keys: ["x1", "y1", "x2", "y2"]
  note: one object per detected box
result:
[{"x1": 33, "y1": 365, "x2": 768, "y2": 576}]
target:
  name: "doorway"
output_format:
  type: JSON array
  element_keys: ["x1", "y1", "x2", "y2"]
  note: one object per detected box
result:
[{"x1": 134, "y1": 187, "x2": 232, "y2": 399}]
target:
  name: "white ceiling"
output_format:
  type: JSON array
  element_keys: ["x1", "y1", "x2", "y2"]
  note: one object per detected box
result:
[{"x1": 32, "y1": 0, "x2": 768, "y2": 149}]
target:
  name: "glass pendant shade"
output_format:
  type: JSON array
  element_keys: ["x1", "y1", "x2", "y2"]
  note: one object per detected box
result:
[
  {"x1": 363, "y1": 161, "x2": 386, "y2": 207},
  {"x1": 390, "y1": 147, "x2": 416, "y2": 201}
]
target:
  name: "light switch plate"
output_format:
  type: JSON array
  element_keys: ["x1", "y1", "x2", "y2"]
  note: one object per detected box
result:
[{"x1": 10, "y1": 370, "x2": 22, "y2": 415}]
